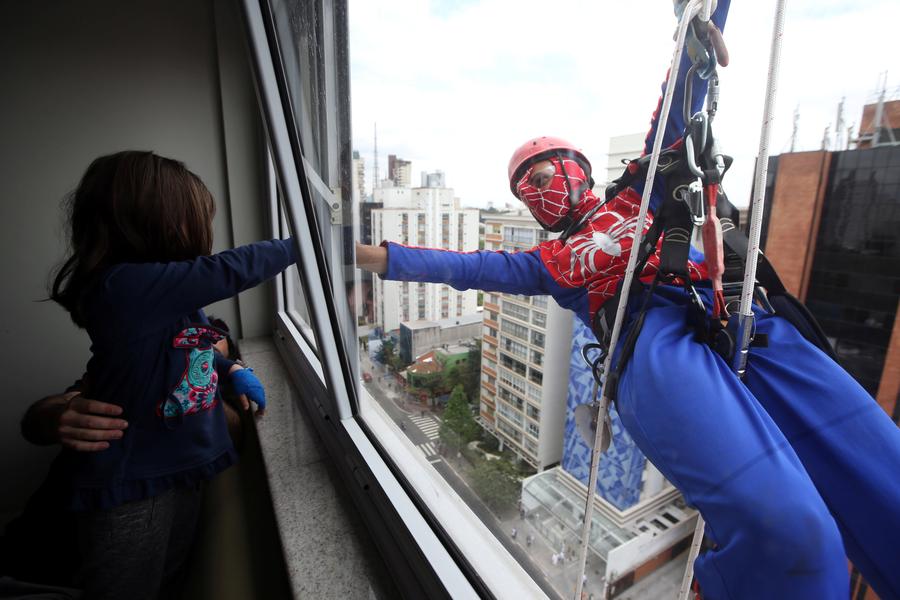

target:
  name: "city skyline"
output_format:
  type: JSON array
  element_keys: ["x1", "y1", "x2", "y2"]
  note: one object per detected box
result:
[{"x1": 350, "y1": 0, "x2": 900, "y2": 210}]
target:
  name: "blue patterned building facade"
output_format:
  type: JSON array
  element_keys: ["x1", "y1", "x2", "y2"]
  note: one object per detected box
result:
[{"x1": 560, "y1": 319, "x2": 647, "y2": 511}]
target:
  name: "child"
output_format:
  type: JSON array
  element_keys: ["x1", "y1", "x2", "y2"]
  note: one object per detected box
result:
[
  {"x1": 50, "y1": 151, "x2": 295, "y2": 599},
  {"x1": 357, "y1": 2, "x2": 900, "y2": 598}
]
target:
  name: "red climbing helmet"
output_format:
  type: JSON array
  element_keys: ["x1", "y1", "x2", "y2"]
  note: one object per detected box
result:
[{"x1": 507, "y1": 136, "x2": 592, "y2": 196}]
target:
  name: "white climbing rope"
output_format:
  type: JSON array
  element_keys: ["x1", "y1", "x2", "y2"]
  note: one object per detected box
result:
[
  {"x1": 679, "y1": 2, "x2": 789, "y2": 598},
  {"x1": 732, "y1": 0, "x2": 788, "y2": 378},
  {"x1": 573, "y1": 3, "x2": 707, "y2": 599}
]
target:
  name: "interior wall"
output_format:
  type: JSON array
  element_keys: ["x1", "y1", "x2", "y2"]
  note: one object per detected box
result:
[{"x1": 0, "y1": 0, "x2": 270, "y2": 521}]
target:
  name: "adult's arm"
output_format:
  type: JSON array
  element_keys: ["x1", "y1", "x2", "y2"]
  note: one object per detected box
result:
[
  {"x1": 21, "y1": 392, "x2": 128, "y2": 451},
  {"x1": 643, "y1": 1, "x2": 731, "y2": 154},
  {"x1": 634, "y1": 1, "x2": 731, "y2": 211},
  {"x1": 104, "y1": 238, "x2": 298, "y2": 324},
  {"x1": 371, "y1": 241, "x2": 552, "y2": 296}
]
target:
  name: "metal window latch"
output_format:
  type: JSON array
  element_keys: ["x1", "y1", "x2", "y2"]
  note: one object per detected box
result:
[{"x1": 329, "y1": 188, "x2": 342, "y2": 225}]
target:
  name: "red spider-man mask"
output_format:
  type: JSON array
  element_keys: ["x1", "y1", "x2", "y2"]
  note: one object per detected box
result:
[{"x1": 516, "y1": 157, "x2": 590, "y2": 232}]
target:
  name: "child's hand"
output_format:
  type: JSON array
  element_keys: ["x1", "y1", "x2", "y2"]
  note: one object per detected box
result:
[{"x1": 229, "y1": 366, "x2": 266, "y2": 415}]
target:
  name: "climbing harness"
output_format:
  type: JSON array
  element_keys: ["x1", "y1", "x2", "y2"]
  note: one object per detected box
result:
[
  {"x1": 571, "y1": 1, "x2": 817, "y2": 599},
  {"x1": 572, "y1": 3, "x2": 709, "y2": 599}
]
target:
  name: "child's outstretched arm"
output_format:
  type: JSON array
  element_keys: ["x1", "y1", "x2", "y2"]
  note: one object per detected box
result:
[
  {"x1": 357, "y1": 241, "x2": 553, "y2": 297},
  {"x1": 104, "y1": 238, "x2": 298, "y2": 324}
]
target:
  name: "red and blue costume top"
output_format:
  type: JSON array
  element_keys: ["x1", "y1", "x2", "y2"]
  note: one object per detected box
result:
[
  {"x1": 56, "y1": 238, "x2": 297, "y2": 510},
  {"x1": 382, "y1": 2, "x2": 729, "y2": 330}
]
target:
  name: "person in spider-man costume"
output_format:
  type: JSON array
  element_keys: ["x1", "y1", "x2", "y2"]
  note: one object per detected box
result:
[{"x1": 357, "y1": 2, "x2": 900, "y2": 597}]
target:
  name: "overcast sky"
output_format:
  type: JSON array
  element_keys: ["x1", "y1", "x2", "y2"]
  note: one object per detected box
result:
[{"x1": 349, "y1": 0, "x2": 899, "y2": 209}]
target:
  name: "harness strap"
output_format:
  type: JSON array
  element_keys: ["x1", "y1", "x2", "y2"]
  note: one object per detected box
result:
[{"x1": 591, "y1": 148, "x2": 837, "y2": 394}]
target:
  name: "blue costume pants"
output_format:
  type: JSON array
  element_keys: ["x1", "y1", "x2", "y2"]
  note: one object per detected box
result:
[{"x1": 615, "y1": 290, "x2": 900, "y2": 599}]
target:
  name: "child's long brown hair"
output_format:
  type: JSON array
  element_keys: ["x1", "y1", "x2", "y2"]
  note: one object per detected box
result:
[{"x1": 51, "y1": 151, "x2": 216, "y2": 327}]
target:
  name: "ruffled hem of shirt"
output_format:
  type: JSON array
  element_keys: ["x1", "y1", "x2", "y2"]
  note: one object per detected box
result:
[{"x1": 67, "y1": 448, "x2": 237, "y2": 512}]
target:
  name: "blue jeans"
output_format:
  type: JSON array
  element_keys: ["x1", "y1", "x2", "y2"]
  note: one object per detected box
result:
[{"x1": 615, "y1": 290, "x2": 900, "y2": 599}]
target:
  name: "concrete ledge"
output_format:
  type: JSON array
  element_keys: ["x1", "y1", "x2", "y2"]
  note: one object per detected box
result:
[{"x1": 240, "y1": 337, "x2": 394, "y2": 599}]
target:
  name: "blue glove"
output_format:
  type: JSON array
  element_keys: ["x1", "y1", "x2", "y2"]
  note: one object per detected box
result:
[{"x1": 231, "y1": 367, "x2": 266, "y2": 411}]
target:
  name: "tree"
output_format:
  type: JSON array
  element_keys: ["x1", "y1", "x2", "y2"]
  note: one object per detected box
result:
[
  {"x1": 443, "y1": 342, "x2": 482, "y2": 407},
  {"x1": 377, "y1": 338, "x2": 396, "y2": 367},
  {"x1": 462, "y1": 340, "x2": 482, "y2": 404},
  {"x1": 377, "y1": 338, "x2": 409, "y2": 372},
  {"x1": 439, "y1": 385, "x2": 479, "y2": 447},
  {"x1": 471, "y1": 458, "x2": 521, "y2": 512}
]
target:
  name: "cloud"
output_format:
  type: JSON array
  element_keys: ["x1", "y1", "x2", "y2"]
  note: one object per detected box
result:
[{"x1": 350, "y1": 0, "x2": 900, "y2": 208}]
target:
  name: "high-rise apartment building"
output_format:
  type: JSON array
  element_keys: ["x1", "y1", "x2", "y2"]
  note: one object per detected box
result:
[
  {"x1": 605, "y1": 132, "x2": 646, "y2": 186},
  {"x1": 352, "y1": 150, "x2": 366, "y2": 203},
  {"x1": 387, "y1": 154, "x2": 412, "y2": 187},
  {"x1": 372, "y1": 182, "x2": 480, "y2": 333},
  {"x1": 478, "y1": 211, "x2": 572, "y2": 471}
]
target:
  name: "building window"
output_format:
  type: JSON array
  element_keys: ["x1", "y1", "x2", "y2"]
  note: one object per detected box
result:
[
  {"x1": 502, "y1": 299, "x2": 531, "y2": 322},
  {"x1": 497, "y1": 419, "x2": 522, "y2": 443},
  {"x1": 441, "y1": 213, "x2": 450, "y2": 248},
  {"x1": 531, "y1": 350, "x2": 543, "y2": 367},
  {"x1": 503, "y1": 226, "x2": 535, "y2": 245},
  {"x1": 501, "y1": 336, "x2": 529, "y2": 359},
  {"x1": 531, "y1": 330, "x2": 545, "y2": 347},
  {"x1": 528, "y1": 368, "x2": 543, "y2": 385},
  {"x1": 523, "y1": 437, "x2": 538, "y2": 456},
  {"x1": 499, "y1": 370, "x2": 527, "y2": 395},
  {"x1": 417, "y1": 213, "x2": 426, "y2": 246},
  {"x1": 532, "y1": 310, "x2": 546, "y2": 328},
  {"x1": 498, "y1": 400, "x2": 525, "y2": 426},
  {"x1": 499, "y1": 353, "x2": 527, "y2": 376},
  {"x1": 498, "y1": 387, "x2": 524, "y2": 410},
  {"x1": 526, "y1": 404, "x2": 540, "y2": 420},
  {"x1": 526, "y1": 422, "x2": 540, "y2": 438},
  {"x1": 500, "y1": 318, "x2": 529, "y2": 341}
]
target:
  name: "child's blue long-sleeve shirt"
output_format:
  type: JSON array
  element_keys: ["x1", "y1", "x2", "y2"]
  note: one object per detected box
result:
[{"x1": 59, "y1": 238, "x2": 297, "y2": 511}]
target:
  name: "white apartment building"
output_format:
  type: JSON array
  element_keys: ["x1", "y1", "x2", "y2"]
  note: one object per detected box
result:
[
  {"x1": 372, "y1": 184, "x2": 480, "y2": 332},
  {"x1": 479, "y1": 211, "x2": 572, "y2": 471},
  {"x1": 351, "y1": 150, "x2": 365, "y2": 204},
  {"x1": 604, "y1": 132, "x2": 646, "y2": 186}
]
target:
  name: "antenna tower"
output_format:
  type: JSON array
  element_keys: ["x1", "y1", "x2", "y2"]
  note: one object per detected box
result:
[
  {"x1": 790, "y1": 106, "x2": 800, "y2": 152},
  {"x1": 373, "y1": 122, "x2": 379, "y2": 194},
  {"x1": 834, "y1": 97, "x2": 845, "y2": 151}
]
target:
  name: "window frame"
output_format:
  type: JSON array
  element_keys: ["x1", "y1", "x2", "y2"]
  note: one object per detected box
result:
[{"x1": 240, "y1": 1, "x2": 550, "y2": 598}]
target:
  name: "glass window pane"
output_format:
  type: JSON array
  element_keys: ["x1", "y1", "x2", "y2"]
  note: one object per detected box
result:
[{"x1": 340, "y1": 1, "x2": 749, "y2": 597}]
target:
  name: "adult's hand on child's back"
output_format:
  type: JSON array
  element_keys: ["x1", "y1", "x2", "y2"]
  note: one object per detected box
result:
[{"x1": 58, "y1": 393, "x2": 128, "y2": 452}]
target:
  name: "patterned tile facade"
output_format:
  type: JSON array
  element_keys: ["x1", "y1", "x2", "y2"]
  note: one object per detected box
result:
[{"x1": 560, "y1": 319, "x2": 646, "y2": 511}]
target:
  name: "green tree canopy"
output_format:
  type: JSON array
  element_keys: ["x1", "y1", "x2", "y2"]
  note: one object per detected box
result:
[
  {"x1": 439, "y1": 385, "x2": 479, "y2": 446},
  {"x1": 471, "y1": 458, "x2": 521, "y2": 512}
]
